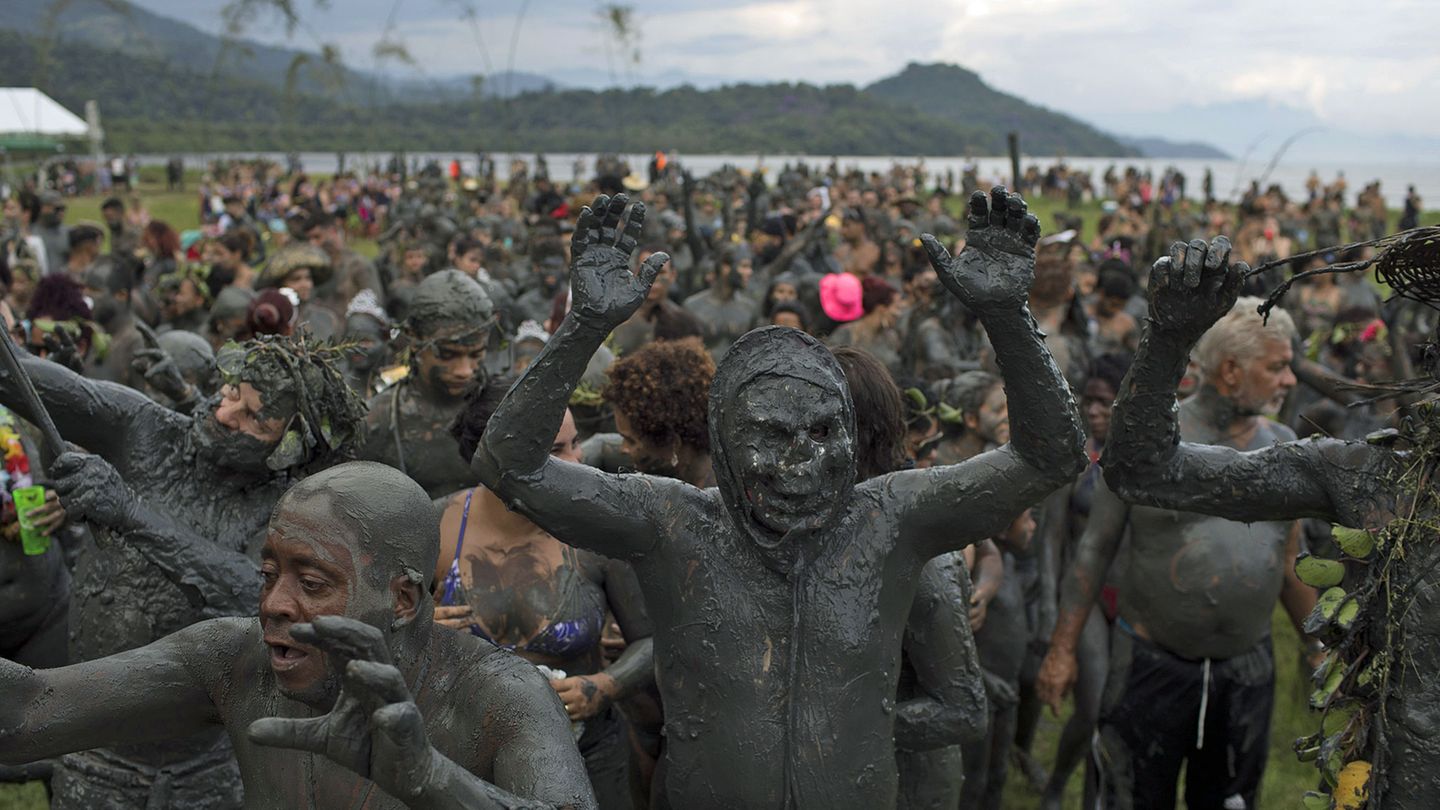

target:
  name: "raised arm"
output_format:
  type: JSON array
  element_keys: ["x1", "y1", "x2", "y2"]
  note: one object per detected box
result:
[
  {"x1": 472, "y1": 195, "x2": 687, "y2": 561},
  {"x1": 891, "y1": 188, "x2": 1087, "y2": 556},
  {"x1": 895, "y1": 552, "x2": 988, "y2": 751},
  {"x1": 1101, "y1": 237, "x2": 1393, "y2": 525},
  {"x1": 0, "y1": 618, "x2": 235, "y2": 764}
]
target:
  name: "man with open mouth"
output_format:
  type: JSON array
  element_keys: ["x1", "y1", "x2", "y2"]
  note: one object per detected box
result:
[{"x1": 0, "y1": 461, "x2": 594, "y2": 809}]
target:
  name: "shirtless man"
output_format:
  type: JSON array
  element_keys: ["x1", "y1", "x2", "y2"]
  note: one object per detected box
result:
[
  {"x1": 0, "y1": 462, "x2": 593, "y2": 809},
  {"x1": 473, "y1": 188, "x2": 1085, "y2": 808},
  {"x1": 1038, "y1": 287, "x2": 1319, "y2": 809},
  {"x1": 1096, "y1": 237, "x2": 1440, "y2": 809}
]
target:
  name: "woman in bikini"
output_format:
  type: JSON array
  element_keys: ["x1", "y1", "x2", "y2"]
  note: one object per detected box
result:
[{"x1": 433, "y1": 375, "x2": 655, "y2": 810}]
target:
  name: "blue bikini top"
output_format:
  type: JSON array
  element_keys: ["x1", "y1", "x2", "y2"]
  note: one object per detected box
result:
[{"x1": 439, "y1": 488, "x2": 606, "y2": 660}]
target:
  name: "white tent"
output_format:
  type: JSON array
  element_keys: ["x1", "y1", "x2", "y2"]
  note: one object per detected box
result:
[{"x1": 0, "y1": 88, "x2": 87, "y2": 137}]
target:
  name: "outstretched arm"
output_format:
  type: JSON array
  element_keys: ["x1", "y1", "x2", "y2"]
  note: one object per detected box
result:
[
  {"x1": 895, "y1": 552, "x2": 988, "y2": 751},
  {"x1": 0, "y1": 352, "x2": 155, "y2": 462},
  {"x1": 472, "y1": 195, "x2": 687, "y2": 562},
  {"x1": 891, "y1": 188, "x2": 1087, "y2": 556},
  {"x1": 1102, "y1": 238, "x2": 1394, "y2": 525},
  {"x1": 0, "y1": 618, "x2": 236, "y2": 764}
]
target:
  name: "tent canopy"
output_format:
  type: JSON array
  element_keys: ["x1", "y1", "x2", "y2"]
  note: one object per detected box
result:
[{"x1": 0, "y1": 88, "x2": 87, "y2": 137}]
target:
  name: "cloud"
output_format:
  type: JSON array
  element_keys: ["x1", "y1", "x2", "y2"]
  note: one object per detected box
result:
[{"x1": 132, "y1": 0, "x2": 1440, "y2": 137}]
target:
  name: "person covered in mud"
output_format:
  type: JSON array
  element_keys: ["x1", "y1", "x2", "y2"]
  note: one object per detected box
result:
[
  {"x1": 356, "y1": 269, "x2": 492, "y2": 499},
  {"x1": 338, "y1": 290, "x2": 394, "y2": 396},
  {"x1": 832, "y1": 345, "x2": 987, "y2": 810},
  {"x1": 1041, "y1": 240, "x2": 1322, "y2": 808},
  {"x1": 0, "y1": 462, "x2": 596, "y2": 810},
  {"x1": 435, "y1": 377, "x2": 654, "y2": 810},
  {"x1": 1096, "y1": 236, "x2": 1440, "y2": 810},
  {"x1": 472, "y1": 189, "x2": 1085, "y2": 808},
  {"x1": 1029, "y1": 352, "x2": 1132, "y2": 810},
  {"x1": 682, "y1": 243, "x2": 759, "y2": 360},
  {"x1": 0, "y1": 334, "x2": 365, "y2": 809}
]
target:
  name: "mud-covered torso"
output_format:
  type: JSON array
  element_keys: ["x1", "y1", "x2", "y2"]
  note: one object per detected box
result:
[
  {"x1": 1119, "y1": 403, "x2": 1295, "y2": 660},
  {"x1": 639, "y1": 489, "x2": 919, "y2": 809},
  {"x1": 437, "y1": 493, "x2": 610, "y2": 673},
  {"x1": 357, "y1": 384, "x2": 475, "y2": 500},
  {"x1": 217, "y1": 621, "x2": 556, "y2": 810}
]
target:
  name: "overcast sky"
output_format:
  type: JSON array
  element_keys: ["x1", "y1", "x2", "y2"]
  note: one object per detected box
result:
[{"x1": 130, "y1": 0, "x2": 1440, "y2": 139}]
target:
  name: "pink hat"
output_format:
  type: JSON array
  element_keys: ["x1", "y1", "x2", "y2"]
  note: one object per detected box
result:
[{"x1": 819, "y1": 272, "x2": 864, "y2": 322}]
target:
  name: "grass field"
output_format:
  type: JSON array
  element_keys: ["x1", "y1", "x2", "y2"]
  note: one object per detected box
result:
[{"x1": 0, "y1": 177, "x2": 1412, "y2": 809}]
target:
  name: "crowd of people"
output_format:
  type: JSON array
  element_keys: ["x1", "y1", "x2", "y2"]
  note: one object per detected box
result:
[{"x1": 0, "y1": 148, "x2": 1432, "y2": 810}]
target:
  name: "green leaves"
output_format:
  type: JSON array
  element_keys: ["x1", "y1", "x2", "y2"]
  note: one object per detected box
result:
[
  {"x1": 1332, "y1": 526, "x2": 1375, "y2": 559},
  {"x1": 1297, "y1": 553, "x2": 1346, "y2": 588}
]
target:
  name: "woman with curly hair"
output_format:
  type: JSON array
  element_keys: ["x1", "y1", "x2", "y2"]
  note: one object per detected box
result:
[{"x1": 602, "y1": 336, "x2": 716, "y2": 487}]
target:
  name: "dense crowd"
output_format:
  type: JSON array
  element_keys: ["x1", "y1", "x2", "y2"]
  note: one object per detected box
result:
[{"x1": 0, "y1": 149, "x2": 1432, "y2": 810}]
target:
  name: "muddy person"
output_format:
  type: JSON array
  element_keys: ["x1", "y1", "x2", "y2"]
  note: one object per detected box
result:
[
  {"x1": 0, "y1": 463, "x2": 595, "y2": 809},
  {"x1": 472, "y1": 188, "x2": 1085, "y2": 808},
  {"x1": 0, "y1": 335, "x2": 365, "y2": 808}
]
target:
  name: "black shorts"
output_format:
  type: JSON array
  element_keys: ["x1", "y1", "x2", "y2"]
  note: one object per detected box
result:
[{"x1": 1096, "y1": 625, "x2": 1274, "y2": 810}]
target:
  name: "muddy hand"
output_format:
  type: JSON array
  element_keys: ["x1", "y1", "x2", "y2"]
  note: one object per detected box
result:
[
  {"x1": 249, "y1": 616, "x2": 426, "y2": 796},
  {"x1": 922, "y1": 186, "x2": 1040, "y2": 315},
  {"x1": 1147, "y1": 236, "x2": 1245, "y2": 347},
  {"x1": 568, "y1": 193, "x2": 669, "y2": 330},
  {"x1": 49, "y1": 450, "x2": 136, "y2": 530},
  {"x1": 131, "y1": 348, "x2": 189, "y2": 403}
]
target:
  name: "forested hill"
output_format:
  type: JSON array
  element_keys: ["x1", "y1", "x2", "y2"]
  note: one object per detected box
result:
[
  {"x1": 865, "y1": 63, "x2": 1136, "y2": 157},
  {"x1": 0, "y1": 26, "x2": 1140, "y2": 157}
]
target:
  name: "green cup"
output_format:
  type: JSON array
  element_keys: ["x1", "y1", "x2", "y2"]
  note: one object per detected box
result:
[{"x1": 14, "y1": 485, "x2": 49, "y2": 556}]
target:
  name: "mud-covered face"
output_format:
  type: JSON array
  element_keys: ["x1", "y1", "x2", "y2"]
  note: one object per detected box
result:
[
  {"x1": 189, "y1": 384, "x2": 289, "y2": 474},
  {"x1": 726, "y1": 376, "x2": 853, "y2": 535},
  {"x1": 259, "y1": 502, "x2": 359, "y2": 707},
  {"x1": 342, "y1": 315, "x2": 387, "y2": 373},
  {"x1": 1081, "y1": 378, "x2": 1117, "y2": 443},
  {"x1": 974, "y1": 384, "x2": 1010, "y2": 446},
  {"x1": 414, "y1": 336, "x2": 486, "y2": 400}
]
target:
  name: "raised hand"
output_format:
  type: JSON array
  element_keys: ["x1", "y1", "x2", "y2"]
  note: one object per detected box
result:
[
  {"x1": 1147, "y1": 237, "x2": 1245, "y2": 348},
  {"x1": 922, "y1": 186, "x2": 1040, "y2": 315},
  {"x1": 569, "y1": 194, "x2": 669, "y2": 330},
  {"x1": 249, "y1": 616, "x2": 435, "y2": 801},
  {"x1": 131, "y1": 346, "x2": 191, "y2": 404}
]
